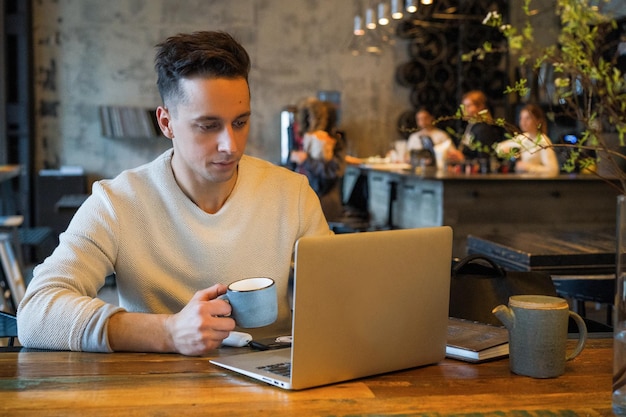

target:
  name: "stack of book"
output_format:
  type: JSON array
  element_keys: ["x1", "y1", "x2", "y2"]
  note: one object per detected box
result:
[
  {"x1": 446, "y1": 317, "x2": 509, "y2": 363},
  {"x1": 99, "y1": 106, "x2": 159, "y2": 138}
]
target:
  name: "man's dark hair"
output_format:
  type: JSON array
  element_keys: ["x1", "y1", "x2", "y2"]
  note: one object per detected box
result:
[{"x1": 154, "y1": 31, "x2": 251, "y2": 108}]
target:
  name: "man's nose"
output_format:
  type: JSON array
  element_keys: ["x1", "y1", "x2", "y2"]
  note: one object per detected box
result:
[{"x1": 217, "y1": 127, "x2": 238, "y2": 153}]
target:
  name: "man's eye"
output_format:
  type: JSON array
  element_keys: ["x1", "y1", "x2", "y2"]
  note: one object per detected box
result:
[
  {"x1": 233, "y1": 119, "x2": 248, "y2": 129},
  {"x1": 200, "y1": 122, "x2": 221, "y2": 131}
]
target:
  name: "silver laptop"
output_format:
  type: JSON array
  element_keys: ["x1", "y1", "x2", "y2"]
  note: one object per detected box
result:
[{"x1": 210, "y1": 226, "x2": 453, "y2": 390}]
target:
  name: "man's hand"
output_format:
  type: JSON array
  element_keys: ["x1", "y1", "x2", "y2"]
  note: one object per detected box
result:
[
  {"x1": 164, "y1": 284, "x2": 235, "y2": 356},
  {"x1": 446, "y1": 148, "x2": 465, "y2": 163},
  {"x1": 107, "y1": 284, "x2": 235, "y2": 356},
  {"x1": 290, "y1": 150, "x2": 308, "y2": 165}
]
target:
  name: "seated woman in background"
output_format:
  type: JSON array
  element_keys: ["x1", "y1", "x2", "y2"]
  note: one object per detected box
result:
[
  {"x1": 406, "y1": 107, "x2": 456, "y2": 169},
  {"x1": 290, "y1": 97, "x2": 345, "y2": 221},
  {"x1": 496, "y1": 103, "x2": 560, "y2": 176}
]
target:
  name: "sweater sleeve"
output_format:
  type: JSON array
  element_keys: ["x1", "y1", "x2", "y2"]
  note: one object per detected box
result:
[{"x1": 17, "y1": 182, "x2": 126, "y2": 352}]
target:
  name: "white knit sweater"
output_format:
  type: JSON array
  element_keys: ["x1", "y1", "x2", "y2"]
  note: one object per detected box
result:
[{"x1": 17, "y1": 150, "x2": 331, "y2": 352}]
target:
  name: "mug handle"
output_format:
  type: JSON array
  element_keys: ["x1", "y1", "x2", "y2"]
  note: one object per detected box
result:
[{"x1": 566, "y1": 311, "x2": 588, "y2": 361}]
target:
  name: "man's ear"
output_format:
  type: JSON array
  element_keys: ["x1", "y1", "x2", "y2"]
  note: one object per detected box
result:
[{"x1": 156, "y1": 106, "x2": 174, "y2": 139}]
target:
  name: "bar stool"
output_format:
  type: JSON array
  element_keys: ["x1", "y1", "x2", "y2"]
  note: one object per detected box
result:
[
  {"x1": 0, "y1": 232, "x2": 26, "y2": 313},
  {"x1": 0, "y1": 214, "x2": 55, "y2": 267},
  {"x1": 0, "y1": 215, "x2": 25, "y2": 269},
  {"x1": 0, "y1": 215, "x2": 31, "y2": 313}
]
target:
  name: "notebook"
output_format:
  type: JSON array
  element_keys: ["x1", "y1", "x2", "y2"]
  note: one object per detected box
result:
[{"x1": 210, "y1": 226, "x2": 453, "y2": 390}]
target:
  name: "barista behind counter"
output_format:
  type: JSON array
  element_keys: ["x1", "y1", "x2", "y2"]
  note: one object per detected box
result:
[
  {"x1": 446, "y1": 90, "x2": 506, "y2": 169},
  {"x1": 406, "y1": 107, "x2": 456, "y2": 170}
]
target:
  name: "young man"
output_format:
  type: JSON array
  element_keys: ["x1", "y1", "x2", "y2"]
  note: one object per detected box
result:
[
  {"x1": 406, "y1": 107, "x2": 456, "y2": 169},
  {"x1": 446, "y1": 90, "x2": 505, "y2": 163},
  {"x1": 17, "y1": 31, "x2": 331, "y2": 355}
]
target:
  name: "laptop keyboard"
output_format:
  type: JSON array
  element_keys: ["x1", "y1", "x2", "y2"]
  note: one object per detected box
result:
[{"x1": 257, "y1": 362, "x2": 292, "y2": 377}]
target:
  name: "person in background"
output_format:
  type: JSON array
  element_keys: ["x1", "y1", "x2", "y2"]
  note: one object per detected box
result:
[
  {"x1": 447, "y1": 90, "x2": 505, "y2": 164},
  {"x1": 17, "y1": 31, "x2": 332, "y2": 355},
  {"x1": 496, "y1": 103, "x2": 560, "y2": 176},
  {"x1": 406, "y1": 107, "x2": 456, "y2": 169},
  {"x1": 290, "y1": 97, "x2": 345, "y2": 221}
]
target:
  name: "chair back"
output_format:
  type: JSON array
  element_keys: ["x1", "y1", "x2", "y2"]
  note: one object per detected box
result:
[
  {"x1": 0, "y1": 311, "x2": 18, "y2": 347},
  {"x1": 0, "y1": 233, "x2": 26, "y2": 310}
]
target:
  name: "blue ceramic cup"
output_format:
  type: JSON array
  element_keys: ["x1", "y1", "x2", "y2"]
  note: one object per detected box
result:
[{"x1": 223, "y1": 277, "x2": 277, "y2": 328}]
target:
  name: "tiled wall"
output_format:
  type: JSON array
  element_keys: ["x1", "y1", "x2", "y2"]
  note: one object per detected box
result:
[{"x1": 32, "y1": 0, "x2": 409, "y2": 183}]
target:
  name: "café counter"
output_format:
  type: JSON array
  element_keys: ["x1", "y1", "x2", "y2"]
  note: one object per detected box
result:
[
  {"x1": 345, "y1": 164, "x2": 619, "y2": 257},
  {"x1": 0, "y1": 338, "x2": 613, "y2": 415}
]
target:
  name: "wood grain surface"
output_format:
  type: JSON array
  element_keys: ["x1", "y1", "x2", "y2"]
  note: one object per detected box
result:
[{"x1": 0, "y1": 338, "x2": 613, "y2": 416}]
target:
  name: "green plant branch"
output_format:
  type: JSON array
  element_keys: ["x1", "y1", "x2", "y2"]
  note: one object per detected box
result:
[{"x1": 458, "y1": 0, "x2": 626, "y2": 194}]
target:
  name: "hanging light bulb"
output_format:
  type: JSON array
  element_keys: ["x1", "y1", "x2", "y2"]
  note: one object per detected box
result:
[
  {"x1": 421, "y1": 0, "x2": 433, "y2": 5},
  {"x1": 377, "y1": 2, "x2": 396, "y2": 47},
  {"x1": 391, "y1": 0, "x2": 404, "y2": 19},
  {"x1": 378, "y1": 2, "x2": 390, "y2": 26},
  {"x1": 364, "y1": 8, "x2": 382, "y2": 55},
  {"x1": 348, "y1": 15, "x2": 366, "y2": 55},
  {"x1": 365, "y1": 7, "x2": 377, "y2": 29},
  {"x1": 353, "y1": 14, "x2": 365, "y2": 36},
  {"x1": 405, "y1": 0, "x2": 418, "y2": 13}
]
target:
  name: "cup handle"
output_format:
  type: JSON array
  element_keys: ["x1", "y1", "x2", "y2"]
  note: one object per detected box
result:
[{"x1": 566, "y1": 311, "x2": 588, "y2": 361}]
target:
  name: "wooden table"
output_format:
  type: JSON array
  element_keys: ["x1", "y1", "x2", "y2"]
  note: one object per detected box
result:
[
  {"x1": 0, "y1": 338, "x2": 613, "y2": 416},
  {"x1": 466, "y1": 230, "x2": 616, "y2": 275},
  {"x1": 467, "y1": 230, "x2": 616, "y2": 327}
]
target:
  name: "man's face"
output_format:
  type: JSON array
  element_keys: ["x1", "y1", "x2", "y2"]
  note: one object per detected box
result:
[
  {"x1": 160, "y1": 77, "x2": 251, "y2": 186},
  {"x1": 462, "y1": 98, "x2": 480, "y2": 117},
  {"x1": 416, "y1": 111, "x2": 433, "y2": 129}
]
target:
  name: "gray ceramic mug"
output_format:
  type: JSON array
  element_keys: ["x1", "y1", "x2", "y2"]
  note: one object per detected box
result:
[
  {"x1": 221, "y1": 277, "x2": 278, "y2": 328},
  {"x1": 492, "y1": 295, "x2": 588, "y2": 378}
]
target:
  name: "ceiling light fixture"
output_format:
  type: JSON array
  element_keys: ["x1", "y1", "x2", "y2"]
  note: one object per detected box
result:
[
  {"x1": 378, "y1": 2, "x2": 390, "y2": 26},
  {"x1": 405, "y1": 0, "x2": 418, "y2": 13},
  {"x1": 353, "y1": 15, "x2": 365, "y2": 35},
  {"x1": 365, "y1": 7, "x2": 377, "y2": 29},
  {"x1": 391, "y1": 0, "x2": 404, "y2": 19},
  {"x1": 350, "y1": 0, "x2": 426, "y2": 55}
]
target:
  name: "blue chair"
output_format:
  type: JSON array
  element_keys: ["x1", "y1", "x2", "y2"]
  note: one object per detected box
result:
[
  {"x1": 0, "y1": 231, "x2": 26, "y2": 312},
  {"x1": 0, "y1": 311, "x2": 17, "y2": 347}
]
